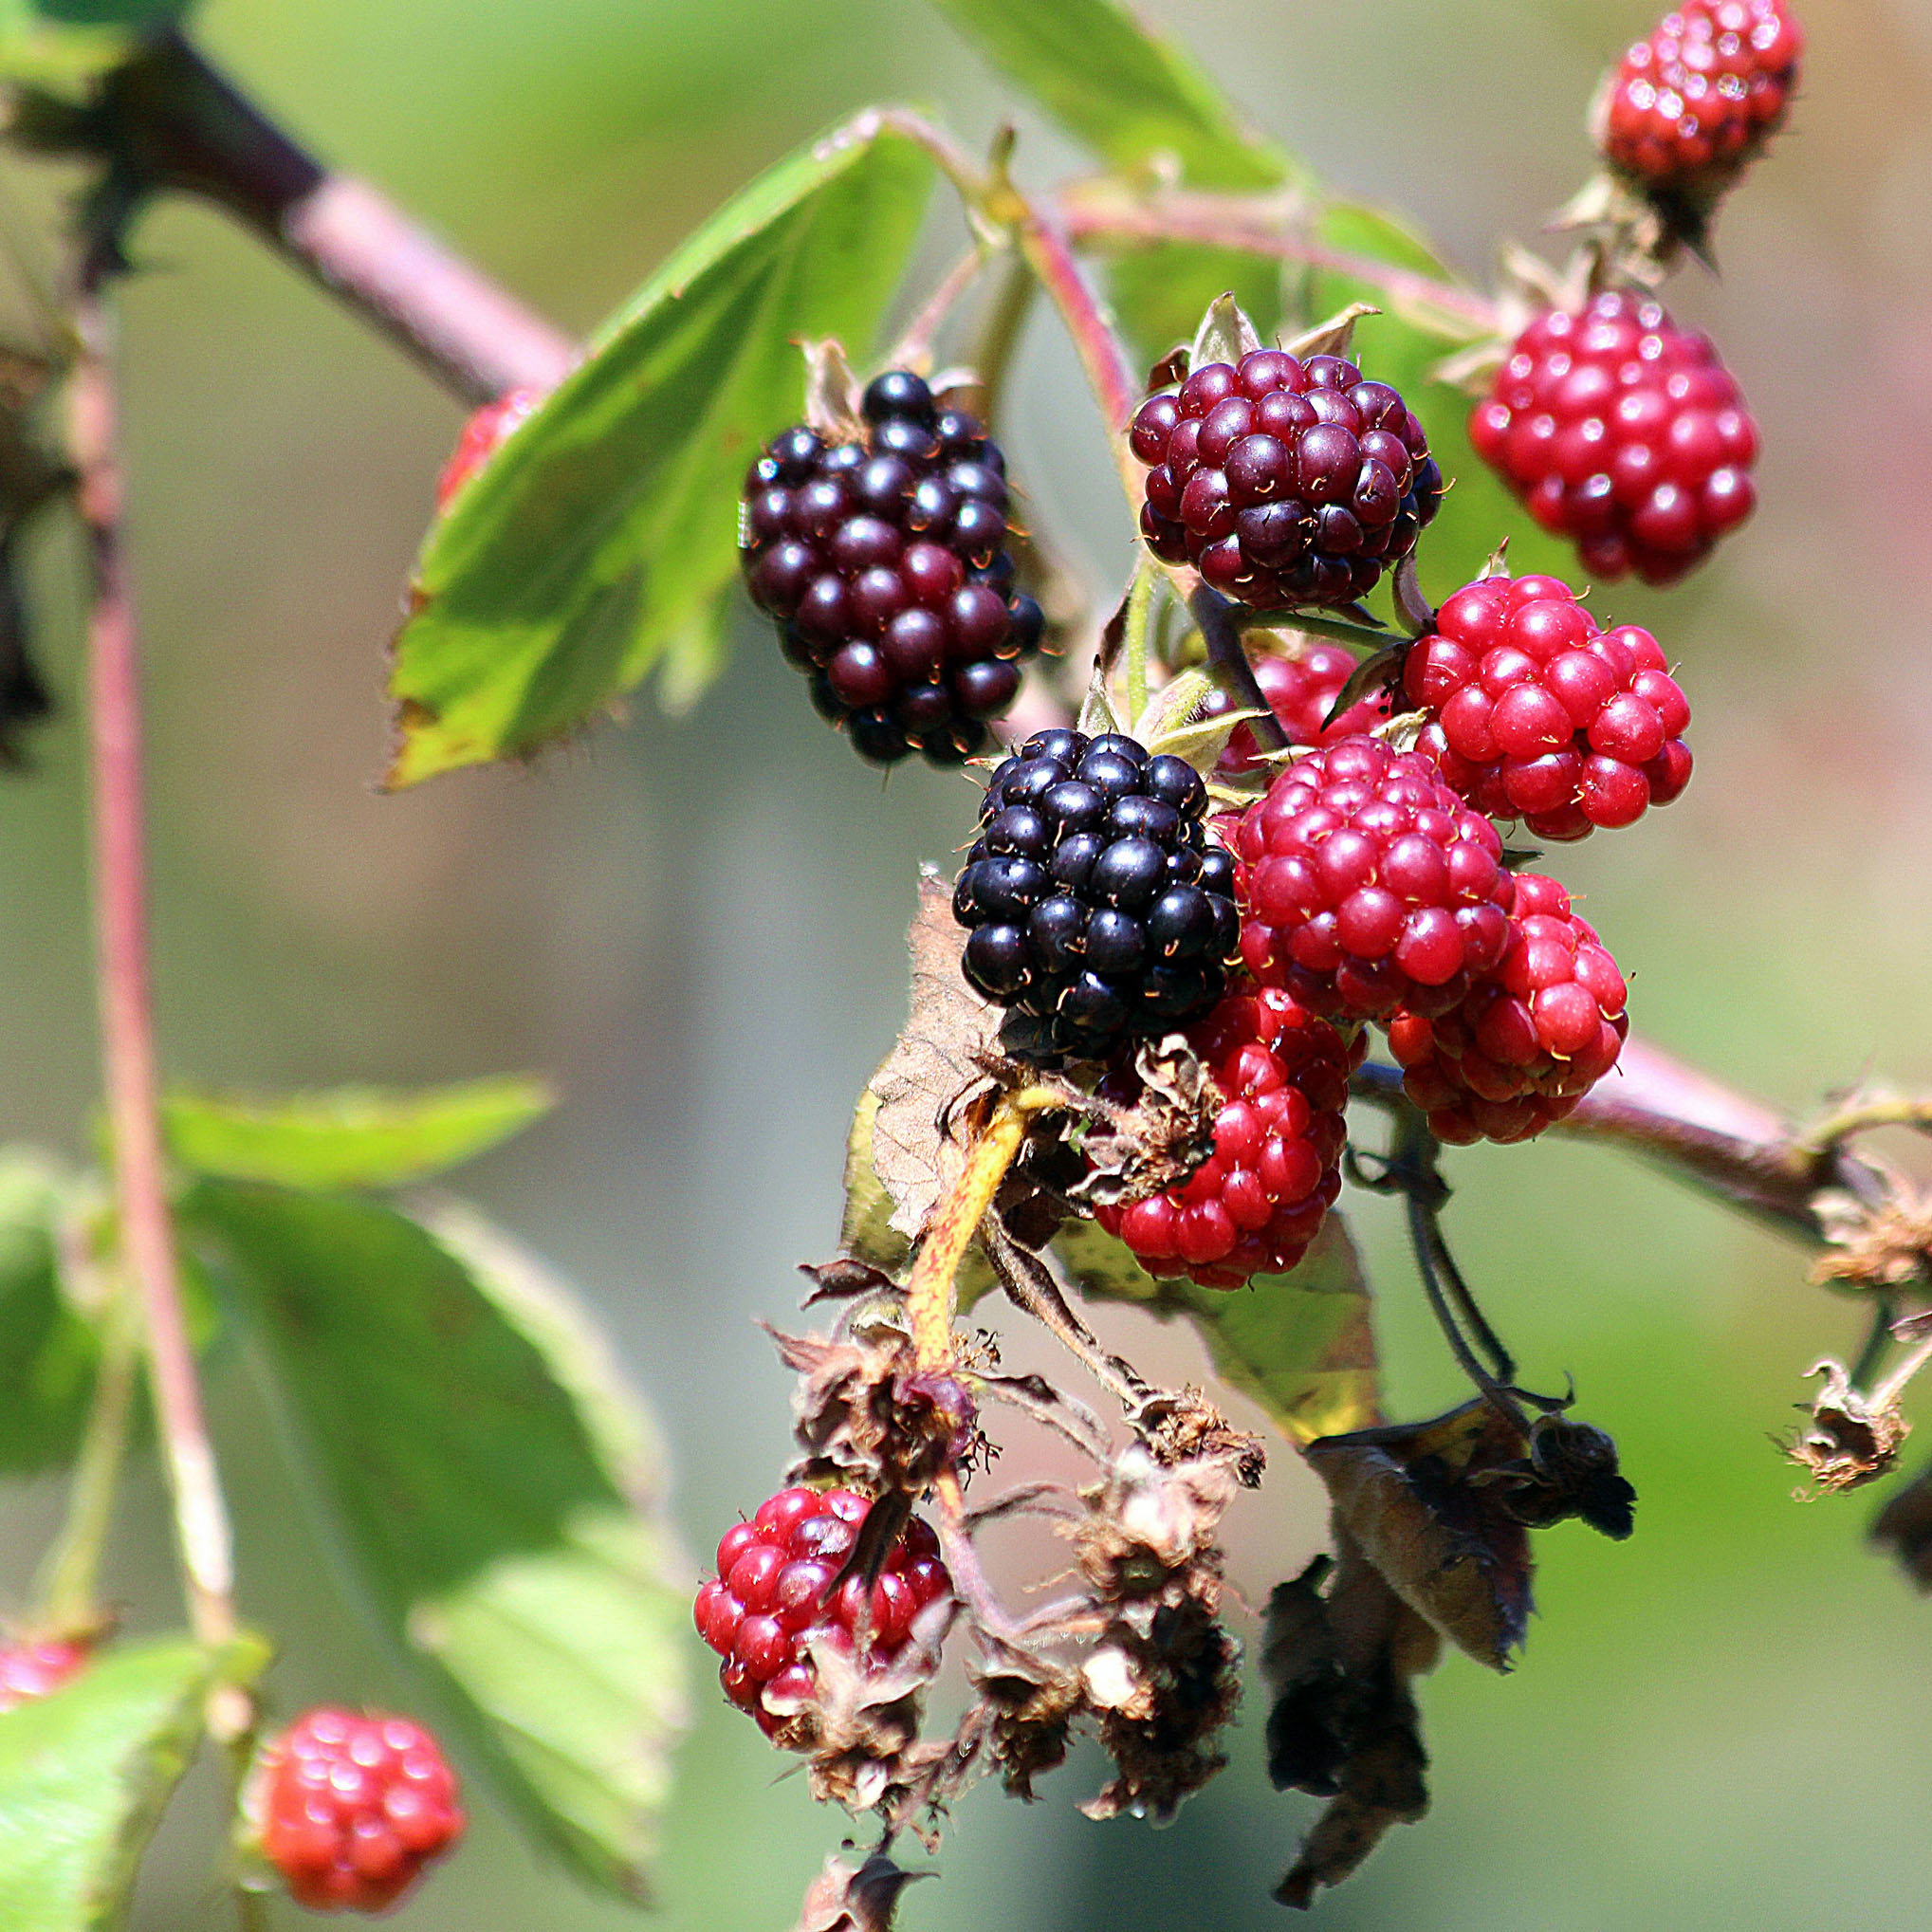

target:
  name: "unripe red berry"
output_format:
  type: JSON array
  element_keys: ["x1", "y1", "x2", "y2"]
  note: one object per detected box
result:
[
  {"x1": 1130, "y1": 349, "x2": 1443, "y2": 611},
  {"x1": 695, "y1": 1487, "x2": 952, "y2": 1743},
  {"x1": 1470, "y1": 289, "x2": 1758, "y2": 586},
  {"x1": 257, "y1": 1707, "x2": 464, "y2": 1913},
  {"x1": 1095, "y1": 981, "x2": 1361, "y2": 1288},
  {"x1": 433, "y1": 388, "x2": 541, "y2": 512},
  {"x1": 1598, "y1": 0, "x2": 1803, "y2": 208},
  {"x1": 1200, "y1": 641, "x2": 1391, "y2": 777},
  {"x1": 1387, "y1": 873, "x2": 1628, "y2": 1144},
  {"x1": 0, "y1": 1636, "x2": 89, "y2": 1711},
  {"x1": 1404, "y1": 572, "x2": 1691, "y2": 839},
  {"x1": 1231, "y1": 735, "x2": 1516, "y2": 1022}
]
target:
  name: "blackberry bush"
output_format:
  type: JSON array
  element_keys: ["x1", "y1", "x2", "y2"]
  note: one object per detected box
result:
[
  {"x1": 255, "y1": 1707, "x2": 465, "y2": 1914},
  {"x1": 1405, "y1": 570, "x2": 1692, "y2": 839},
  {"x1": 1387, "y1": 874, "x2": 1629, "y2": 1144},
  {"x1": 1469, "y1": 288, "x2": 1758, "y2": 584},
  {"x1": 1231, "y1": 735, "x2": 1516, "y2": 1021},
  {"x1": 695, "y1": 1487, "x2": 951, "y2": 1741},
  {"x1": 1131, "y1": 349, "x2": 1444, "y2": 610},
  {"x1": 952, "y1": 728, "x2": 1238, "y2": 1058},
  {"x1": 1095, "y1": 981, "x2": 1359, "y2": 1288},
  {"x1": 740, "y1": 370, "x2": 1045, "y2": 766}
]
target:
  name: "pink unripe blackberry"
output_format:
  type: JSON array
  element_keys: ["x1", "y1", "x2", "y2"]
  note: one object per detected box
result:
[
  {"x1": 0, "y1": 1636, "x2": 89, "y2": 1711},
  {"x1": 1095, "y1": 981, "x2": 1359, "y2": 1288},
  {"x1": 1387, "y1": 873, "x2": 1628, "y2": 1144},
  {"x1": 1201, "y1": 641, "x2": 1390, "y2": 777},
  {"x1": 1598, "y1": 0, "x2": 1803, "y2": 206},
  {"x1": 1405, "y1": 572, "x2": 1691, "y2": 840},
  {"x1": 433, "y1": 388, "x2": 541, "y2": 512},
  {"x1": 1231, "y1": 735, "x2": 1516, "y2": 1022},
  {"x1": 695, "y1": 1487, "x2": 952, "y2": 1743},
  {"x1": 257, "y1": 1707, "x2": 465, "y2": 1913},
  {"x1": 1469, "y1": 288, "x2": 1757, "y2": 585},
  {"x1": 1130, "y1": 348, "x2": 1443, "y2": 611}
]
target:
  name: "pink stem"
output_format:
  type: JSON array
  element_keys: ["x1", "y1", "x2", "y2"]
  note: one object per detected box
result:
[{"x1": 71, "y1": 286, "x2": 235, "y2": 1648}]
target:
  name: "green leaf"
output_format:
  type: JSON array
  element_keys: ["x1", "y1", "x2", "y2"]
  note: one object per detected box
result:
[
  {"x1": 0, "y1": 0, "x2": 192, "y2": 90},
  {"x1": 927, "y1": 0, "x2": 1291, "y2": 190},
  {"x1": 186, "y1": 1183, "x2": 687, "y2": 1902},
  {"x1": 0, "y1": 1632, "x2": 266, "y2": 1931},
  {"x1": 1055, "y1": 1211, "x2": 1378, "y2": 1442},
  {"x1": 163, "y1": 1077, "x2": 554, "y2": 1191},
  {"x1": 387, "y1": 114, "x2": 933, "y2": 786},
  {"x1": 0, "y1": 1152, "x2": 99, "y2": 1474}
]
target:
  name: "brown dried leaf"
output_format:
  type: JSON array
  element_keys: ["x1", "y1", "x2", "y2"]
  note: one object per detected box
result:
[
  {"x1": 1304, "y1": 1400, "x2": 1534, "y2": 1670},
  {"x1": 801, "y1": 338, "x2": 866, "y2": 443},
  {"x1": 1787, "y1": 1357, "x2": 1910, "y2": 1497},
  {"x1": 1066, "y1": 1033, "x2": 1217, "y2": 1210},
  {"x1": 1809, "y1": 1190, "x2": 1932, "y2": 1294},
  {"x1": 974, "y1": 1654, "x2": 1087, "y2": 1799},
  {"x1": 1189, "y1": 291, "x2": 1264, "y2": 371},
  {"x1": 792, "y1": 1849, "x2": 929, "y2": 1932}
]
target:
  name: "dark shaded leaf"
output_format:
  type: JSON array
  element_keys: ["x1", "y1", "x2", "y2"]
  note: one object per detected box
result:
[{"x1": 0, "y1": 1152, "x2": 98, "y2": 1474}]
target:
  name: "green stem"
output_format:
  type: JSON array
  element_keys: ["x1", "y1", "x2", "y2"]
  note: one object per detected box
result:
[
  {"x1": 1849, "y1": 1297, "x2": 1896, "y2": 1393},
  {"x1": 37, "y1": 1282, "x2": 139, "y2": 1628},
  {"x1": 1123, "y1": 558, "x2": 1155, "y2": 727}
]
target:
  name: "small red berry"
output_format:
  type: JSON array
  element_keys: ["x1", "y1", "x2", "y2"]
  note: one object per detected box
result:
[
  {"x1": 1387, "y1": 873, "x2": 1628, "y2": 1144},
  {"x1": 1404, "y1": 572, "x2": 1691, "y2": 840},
  {"x1": 1231, "y1": 735, "x2": 1516, "y2": 1022},
  {"x1": 696, "y1": 1487, "x2": 952, "y2": 1743},
  {"x1": 1598, "y1": 0, "x2": 1804, "y2": 210},
  {"x1": 0, "y1": 1636, "x2": 89, "y2": 1711},
  {"x1": 1201, "y1": 642, "x2": 1391, "y2": 777},
  {"x1": 433, "y1": 388, "x2": 542, "y2": 512},
  {"x1": 1095, "y1": 981, "x2": 1361, "y2": 1288},
  {"x1": 1130, "y1": 348, "x2": 1443, "y2": 612},
  {"x1": 258, "y1": 1707, "x2": 464, "y2": 1913},
  {"x1": 1469, "y1": 289, "x2": 1758, "y2": 584}
]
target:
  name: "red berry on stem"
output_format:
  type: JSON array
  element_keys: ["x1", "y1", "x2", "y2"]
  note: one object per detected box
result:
[
  {"x1": 1469, "y1": 289, "x2": 1758, "y2": 584},
  {"x1": 433, "y1": 387, "x2": 541, "y2": 512},
  {"x1": 258, "y1": 1707, "x2": 464, "y2": 1914},
  {"x1": 1404, "y1": 572, "x2": 1691, "y2": 839},
  {"x1": 1201, "y1": 641, "x2": 1391, "y2": 776},
  {"x1": 0, "y1": 1636, "x2": 90, "y2": 1711}
]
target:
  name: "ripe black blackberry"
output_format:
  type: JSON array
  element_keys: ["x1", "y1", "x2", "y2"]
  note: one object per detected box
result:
[
  {"x1": 1130, "y1": 349, "x2": 1444, "y2": 610},
  {"x1": 740, "y1": 370, "x2": 1045, "y2": 767},
  {"x1": 952, "y1": 729, "x2": 1239, "y2": 1058}
]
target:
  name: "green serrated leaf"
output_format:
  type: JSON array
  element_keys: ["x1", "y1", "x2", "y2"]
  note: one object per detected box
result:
[
  {"x1": 0, "y1": 1151, "x2": 98, "y2": 1475},
  {"x1": 1055, "y1": 1212, "x2": 1378, "y2": 1442},
  {"x1": 0, "y1": 1632, "x2": 265, "y2": 1931},
  {"x1": 162, "y1": 1077, "x2": 554, "y2": 1192},
  {"x1": 928, "y1": 0, "x2": 1292, "y2": 190},
  {"x1": 387, "y1": 115, "x2": 933, "y2": 786},
  {"x1": 185, "y1": 1184, "x2": 687, "y2": 1902}
]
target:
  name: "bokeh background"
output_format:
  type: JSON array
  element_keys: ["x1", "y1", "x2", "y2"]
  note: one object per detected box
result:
[{"x1": 2, "y1": 0, "x2": 1931, "y2": 1925}]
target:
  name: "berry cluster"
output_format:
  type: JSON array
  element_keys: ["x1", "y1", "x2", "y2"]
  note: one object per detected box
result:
[
  {"x1": 1469, "y1": 289, "x2": 1757, "y2": 584},
  {"x1": 1203, "y1": 640, "x2": 1390, "y2": 777},
  {"x1": 1231, "y1": 736, "x2": 1516, "y2": 1023},
  {"x1": 257, "y1": 1707, "x2": 465, "y2": 1914},
  {"x1": 1388, "y1": 874, "x2": 1628, "y2": 1144},
  {"x1": 1599, "y1": 0, "x2": 1804, "y2": 206},
  {"x1": 1131, "y1": 350, "x2": 1443, "y2": 610},
  {"x1": 433, "y1": 386, "x2": 540, "y2": 512},
  {"x1": 740, "y1": 371, "x2": 1044, "y2": 766},
  {"x1": 0, "y1": 1636, "x2": 87, "y2": 1711},
  {"x1": 1405, "y1": 572, "x2": 1692, "y2": 840},
  {"x1": 953, "y1": 730, "x2": 1238, "y2": 1058},
  {"x1": 1095, "y1": 982, "x2": 1358, "y2": 1288},
  {"x1": 695, "y1": 1487, "x2": 952, "y2": 1740}
]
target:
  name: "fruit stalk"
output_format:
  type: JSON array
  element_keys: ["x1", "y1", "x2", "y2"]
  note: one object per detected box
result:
[{"x1": 71, "y1": 283, "x2": 236, "y2": 1649}]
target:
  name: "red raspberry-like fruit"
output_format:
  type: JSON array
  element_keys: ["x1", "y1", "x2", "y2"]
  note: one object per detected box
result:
[
  {"x1": 1202, "y1": 641, "x2": 1391, "y2": 777},
  {"x1": 1387, "y1": 873, "x2": 1628, "y2": 1145},
  {"x1": 258, "y1": 1707, "x2": 464, "y2": 1913},
  {"x1": 1598, "y1": 0, "x2": 1803, "y2": 208},
  {"x1": 1405, "y1": 572, "x2": 1691, "y2": 841},
  {"x1": 695, "y1": 1487, "x2": 952, "y2": 1743},
  {"x1": 1469, "y1": 288, "x2": 1758, "y2": 585},
  {"x1": 0, "y1": 1636, "x2": 88, "y2": 1711},
  {"x1": 1131, "y1": 349, "x2": 1443, "y2": 611},
  {"x1": 1095, "y1": 982, "x2": 1361, "y2": 1288},
  {"x1": 1232, "y1": 735, "x2": 1515, "y2": 1022},
  {"x1": 433, "y1": 387, "x2": 541, "y2": 512},
  {"x1": 739, "y1": 371, "x2": 1044, "y2": 768}
]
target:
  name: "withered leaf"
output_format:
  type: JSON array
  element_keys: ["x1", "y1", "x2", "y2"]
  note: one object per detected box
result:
[
  {"x1": 974, "y1": 1654, "x2": 1086, "y2": 1799},
  {"x1": 791, "y1": 1849, "x2": 929, "y2": 1932},
  {"x1": 1304, "y1": 1399, "x2": 1534, "y2": 1671},
  {"x1": 1064, "y1": 1033, "x2": 1216, "y2": 1210},
  {"x1": 1788, "y1": 1357, "x2": 1909, "y2": 1497}
]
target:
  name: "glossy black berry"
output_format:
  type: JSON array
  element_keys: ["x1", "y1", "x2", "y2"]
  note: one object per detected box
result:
[
  {"x1": 740, "y1": 374, "x2": 1042, "y2": 766},
  {"x1": 953, "y1": 729, "x2": 1237, "y2": 1058}
]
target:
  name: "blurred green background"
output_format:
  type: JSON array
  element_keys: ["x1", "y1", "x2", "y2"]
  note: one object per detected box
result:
[{"x1": 4, "y1": 0, "x2": 1932, "y2": 1925}]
